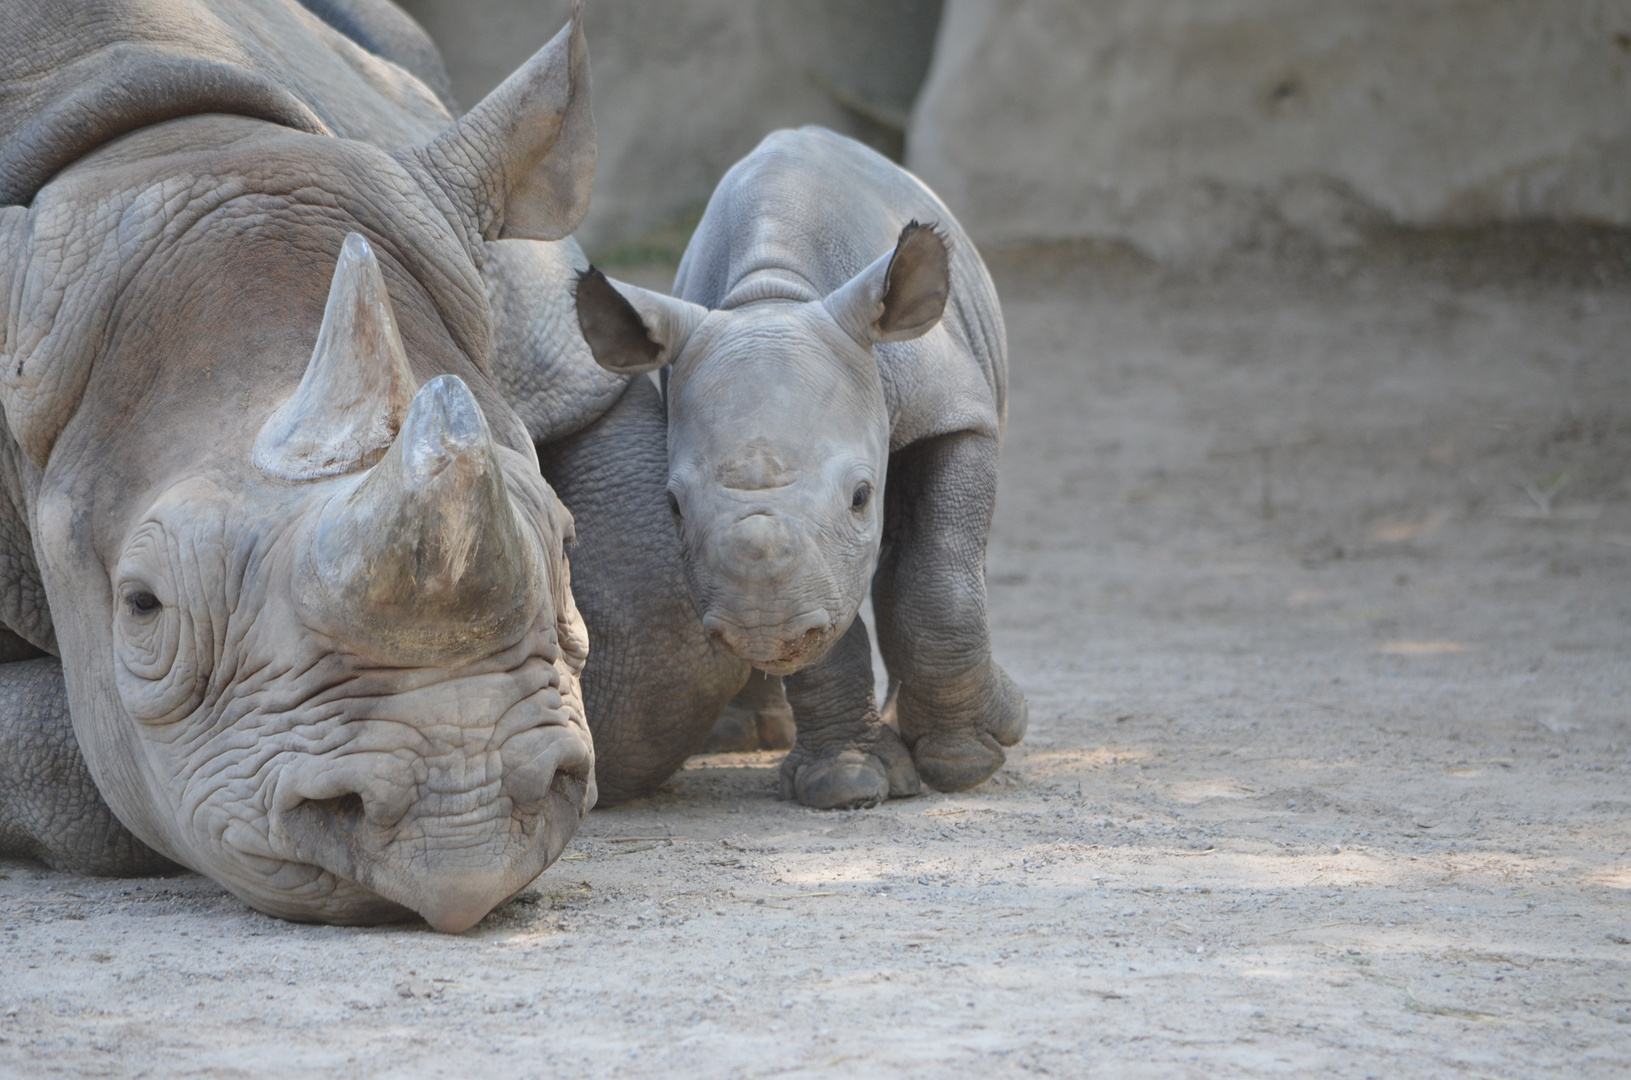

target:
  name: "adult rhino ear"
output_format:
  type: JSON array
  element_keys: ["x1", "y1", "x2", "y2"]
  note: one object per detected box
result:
[
  {"x1": 574, "y1": 266, "x2": 707, "y2": 375},
  {"x1": 823, "y1": 220, "x2": 950, "y2": 348},
  {"x1": 404, "y1": 0, "x2": 594, "y2": 243}
]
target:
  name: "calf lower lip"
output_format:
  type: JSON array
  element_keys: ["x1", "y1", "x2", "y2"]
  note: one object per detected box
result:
[{"x1": 751, "y1": 656, "x2": 809, "y2": 676}]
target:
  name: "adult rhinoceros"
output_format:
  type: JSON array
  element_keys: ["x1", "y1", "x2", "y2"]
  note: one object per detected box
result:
[{"x1": 0, "y1": 0, "x2": 741, "y2": 932}]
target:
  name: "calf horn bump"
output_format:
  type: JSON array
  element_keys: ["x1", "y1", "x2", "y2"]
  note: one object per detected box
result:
[{"x1": 253, "y1": 233, "x2": 417, "y2": 480}]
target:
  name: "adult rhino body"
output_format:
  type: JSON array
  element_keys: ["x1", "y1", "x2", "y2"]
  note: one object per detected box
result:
[
  {"x1": 0, "y1": 0, "x2": 741, "y2": 931},
  {"x1": 577, "y1": 127, "x2": 1027, "y2": 808}
]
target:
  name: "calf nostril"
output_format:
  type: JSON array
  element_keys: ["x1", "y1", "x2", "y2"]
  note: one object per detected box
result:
[{"x1": 702, "y1": 615, "x2": 735, "y2": 646}]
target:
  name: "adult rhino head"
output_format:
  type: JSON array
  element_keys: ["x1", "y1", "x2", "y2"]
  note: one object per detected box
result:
[
  {"x1": 574, "y1": 222, "x2": 948, "y2": 676},
  {"x1": 0, "y1": 7, "x2": 595, "y2": 931}
]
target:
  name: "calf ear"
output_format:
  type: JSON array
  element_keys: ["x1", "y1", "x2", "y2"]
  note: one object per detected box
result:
[
  {"x1": 574, "y1": 267, "x2": 708, "y2": 375},
  {"x1": 823, "y1": 220, "x2": 950, "y2": 348},
  {"x1": 406, "y1": 0, "x2": 594, "y2": 243}
]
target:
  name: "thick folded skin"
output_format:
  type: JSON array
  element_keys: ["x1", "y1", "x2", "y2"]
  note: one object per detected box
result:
[
  {"x1": 0, "y1": 658, "x2": 175, "y2": 876},
  {"x1": 538, "y1": 378, "x2": 749, "y2": 804}
]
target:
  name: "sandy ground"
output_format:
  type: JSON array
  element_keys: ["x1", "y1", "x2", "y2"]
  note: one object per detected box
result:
[{"x1": 3, "y1": 237, "x2": 1630, "y2": 1078}]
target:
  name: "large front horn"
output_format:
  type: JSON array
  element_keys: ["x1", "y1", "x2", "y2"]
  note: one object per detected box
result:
[
  {"x1": 404, "y1": 0, "x2": 594, "y2": 243},
  {"x1": 254, "y1": 233, "x2": 417, "y2": 480},
  {"x1": 297, "y1": 375, "x2": 547, "y2": 665}
]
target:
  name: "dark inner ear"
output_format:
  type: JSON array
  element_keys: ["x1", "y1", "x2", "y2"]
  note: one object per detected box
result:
[
  {"x1": 877, "y1": 220, "x2": 950, "y2": 338},
  {"x1": 575, "y1": 266, "x2": 663, "y2": 372}
]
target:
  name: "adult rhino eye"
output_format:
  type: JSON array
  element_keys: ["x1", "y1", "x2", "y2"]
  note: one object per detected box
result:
[
  {"x1": 851, "y1": 482, "x2": 872, "y2": 512},
  {"x1": 666, "y1": 491, "x2": 683, "y2": 520}
]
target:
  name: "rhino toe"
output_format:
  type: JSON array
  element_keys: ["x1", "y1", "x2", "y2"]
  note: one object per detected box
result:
[
  {"x1": 910, "y1": 731, "x2": 1005, "y2": 793},
  {"x1": 985, "y1": 669, "x2": 1029, "y2": 747},
  {"x1": 783, "y1": 749, "x2": 890, "y2": 810}
]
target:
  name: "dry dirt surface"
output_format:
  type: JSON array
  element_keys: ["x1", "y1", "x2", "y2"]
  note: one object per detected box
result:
[{"x1": 4, "y1": 237, "x2": 1630, "y2": 1079}]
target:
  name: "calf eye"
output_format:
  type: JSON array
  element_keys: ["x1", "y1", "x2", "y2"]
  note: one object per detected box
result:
[
  {"x1": 666, "y1": 491, "x2": 683, "y2": 520},
  {"x1": 851, "y1": 482, "x2": 872, "y2": 512},
  {"x1": 127, "y1": 591, "x2": 162, "y2": 617}
]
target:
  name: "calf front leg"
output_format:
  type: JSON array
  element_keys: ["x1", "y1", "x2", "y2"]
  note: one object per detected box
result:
[
  {"x1": 0, "y1": 657, "x2": 174, "y2": 875},
  {"x1": 780, "y1": 618, "x2": 920, "y2": 809},
  {"x1": 873, "y1": 431, "x2": 1027, "y2": 791}
]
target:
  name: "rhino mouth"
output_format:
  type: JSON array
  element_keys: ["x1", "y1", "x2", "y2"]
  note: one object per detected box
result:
[
  {"x1": 701, "y1": 608, "x2": 840, "y2": 675},
  {"x1": 253, "y1": 651, "x2": 593, "y2": 932}
]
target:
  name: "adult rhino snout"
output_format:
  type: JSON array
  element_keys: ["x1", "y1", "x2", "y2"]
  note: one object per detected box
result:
[{"x1": 269, "y1": 677, "x2": 594, "y2": 933}]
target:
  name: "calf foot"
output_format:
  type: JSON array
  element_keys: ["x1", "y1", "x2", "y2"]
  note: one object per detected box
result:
[
  {"x1": 780, "y1": 618, "x2": 921, "y2": 809},
  {"x1": 897, "y1": 660, "x2": 1028, "y2": 792},
  {"x1": 778, "y1": 719, "x2": 920, "y2": 810}
]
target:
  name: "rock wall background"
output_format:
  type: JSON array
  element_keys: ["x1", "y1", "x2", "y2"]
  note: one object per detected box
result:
[
  {"x1": 398, "y1": 0, "x2": 1631, "y2": 260},
  {"x1": 911, "y1": 0, "x2": 1631, "y2": 259},
  {"x1": 395, "y1": 0, "x2": 943, "y2": 255}
]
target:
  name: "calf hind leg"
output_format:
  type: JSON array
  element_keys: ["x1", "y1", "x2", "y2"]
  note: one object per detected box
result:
[
  {"x1": 0, "y1": 658, "x2": 174, "y2": 875},
  {"x1": 701, "y1": 676, "x2": 796, "y2": 753}
]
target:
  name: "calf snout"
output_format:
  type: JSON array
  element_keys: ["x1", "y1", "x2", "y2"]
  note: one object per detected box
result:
[{"x1": 703, "y1": 607, "x2": 835, "y2": 672}]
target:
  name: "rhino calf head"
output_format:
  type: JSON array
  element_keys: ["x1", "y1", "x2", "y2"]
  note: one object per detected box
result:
[{"x1": 575, "y1": 223, "x2": 949, "y2": 674}]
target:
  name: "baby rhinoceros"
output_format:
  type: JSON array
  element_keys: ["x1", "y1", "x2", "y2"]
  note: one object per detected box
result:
[{"x1": 575, "y1": 127, "x2": 1026, "y2": 808}]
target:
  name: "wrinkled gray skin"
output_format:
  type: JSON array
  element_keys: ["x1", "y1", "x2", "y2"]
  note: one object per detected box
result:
[
  {"x1": 0, "y1": 0, "x2": 743, "y2": 932},
  {"x1": 576, "y1": 128, "x2": 1027, "y2": 808}
]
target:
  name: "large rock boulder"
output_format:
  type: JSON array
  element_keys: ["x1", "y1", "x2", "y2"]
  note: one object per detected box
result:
[{"x1": 908, "y1": 0, "x2": 1631, "y2": 258}]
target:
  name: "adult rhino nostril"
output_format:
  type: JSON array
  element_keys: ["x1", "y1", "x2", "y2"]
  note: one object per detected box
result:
[
  {"x1": 299, "y1": 793, "x2": 366, "y2": 834},
  {"x1": 280, "y1": 764, "x2": 415, "y2": 835},
  {"x1": 501, "y1": 727, "x2": 595, "y2": 811}
]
